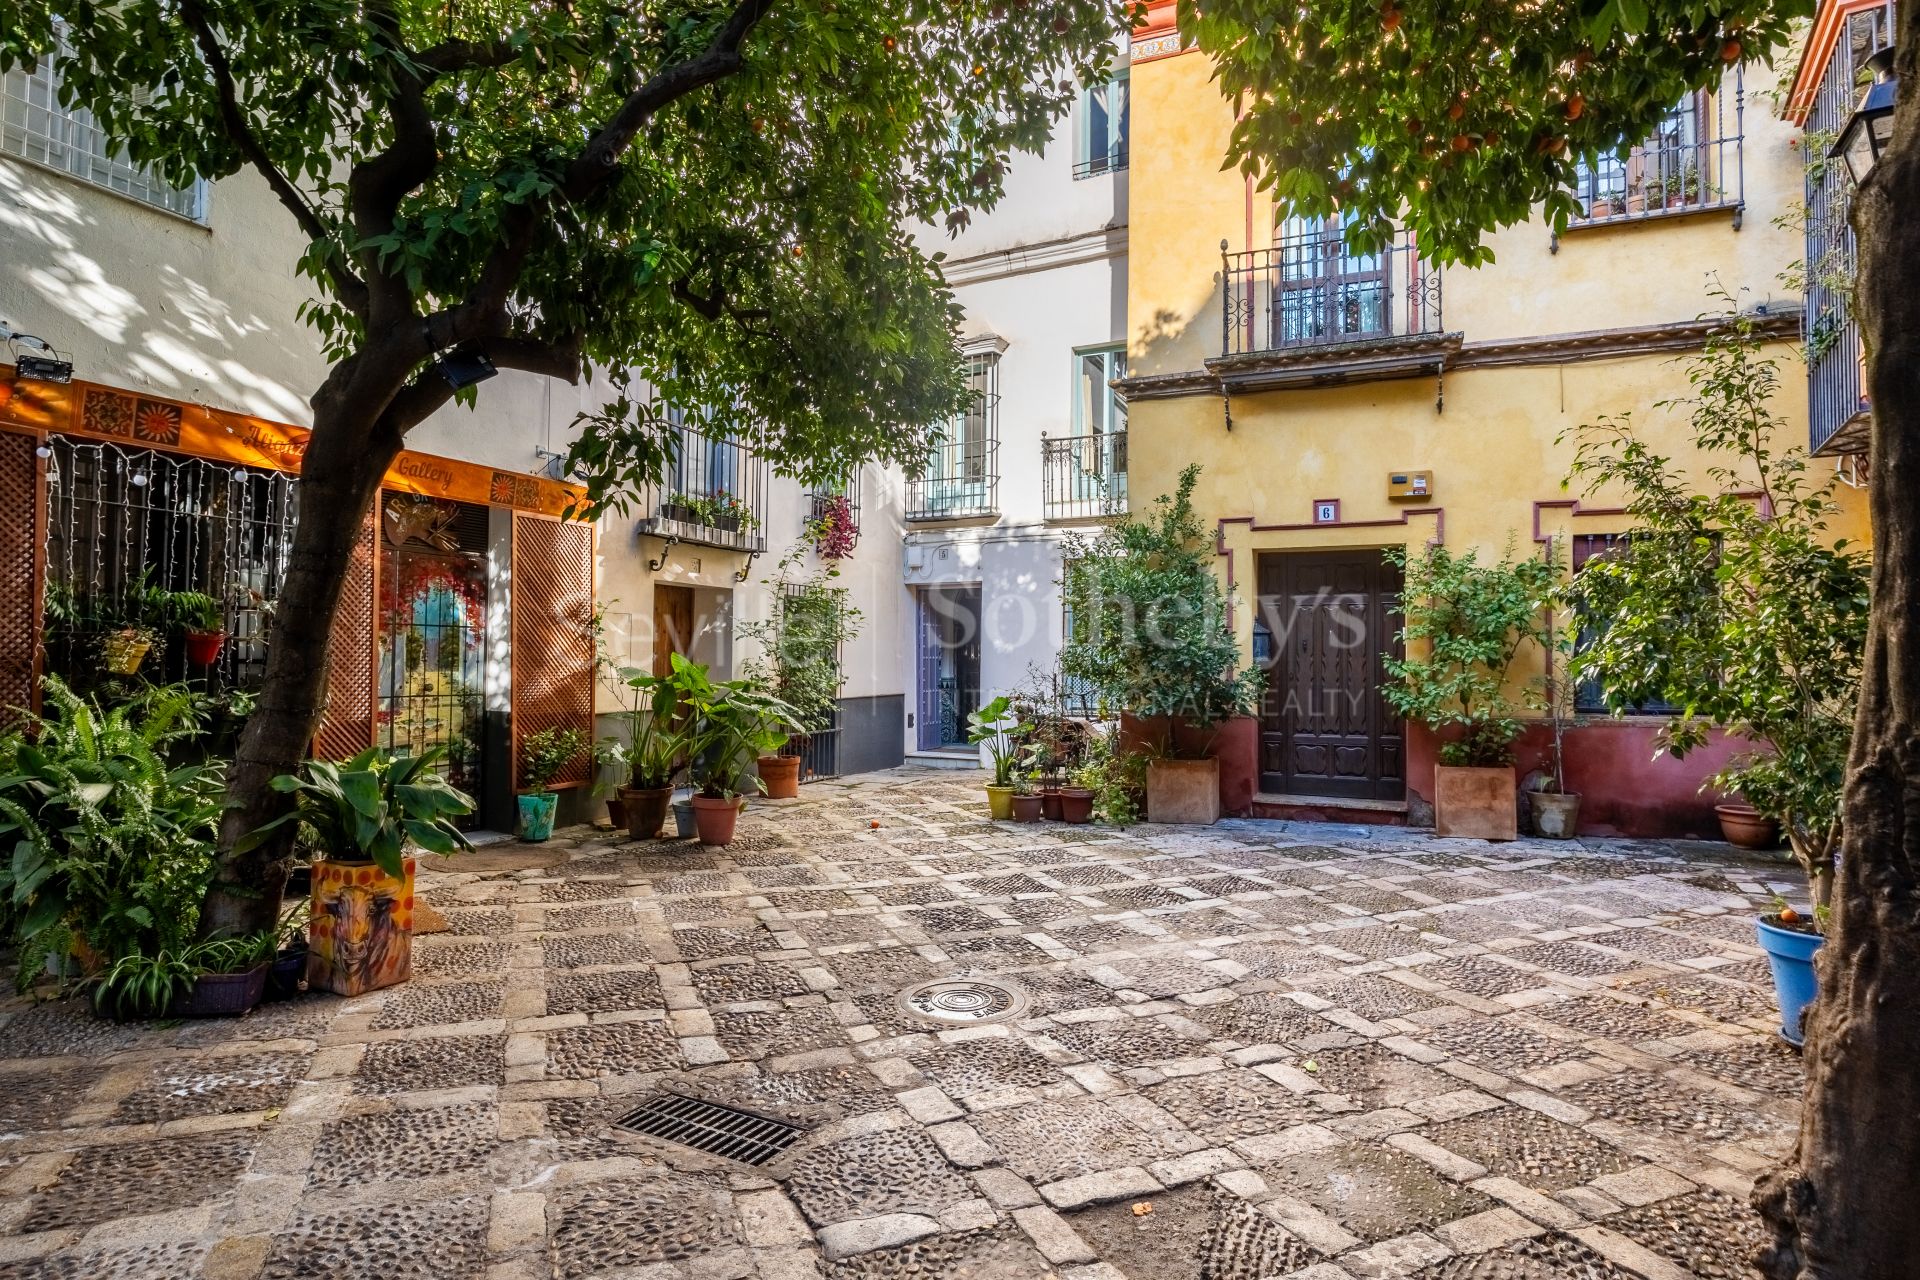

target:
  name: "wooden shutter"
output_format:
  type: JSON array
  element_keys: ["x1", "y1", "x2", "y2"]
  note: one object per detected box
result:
[
  {"x1": 313, "y1": 511, "x2": 378, "y2": 760},
  {"x1": 0, "y1": 429, "x2": 45, "y2": 725},
  {"x1": 510, "y1": 513, "x2": 595, "y2": 789}
]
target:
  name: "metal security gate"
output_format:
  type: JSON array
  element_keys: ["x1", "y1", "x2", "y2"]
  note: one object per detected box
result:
[
  {"x1": 41, "y1": 435, "x2": 297, "y2": 695},
  {"x1": 777, "y1": 581, "x2": 845, "y2": 783}
]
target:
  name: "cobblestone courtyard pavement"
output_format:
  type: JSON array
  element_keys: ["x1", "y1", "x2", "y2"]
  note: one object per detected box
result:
[{"x1": 0, "y1": 768, "x2": 1809, "y2": 1279}]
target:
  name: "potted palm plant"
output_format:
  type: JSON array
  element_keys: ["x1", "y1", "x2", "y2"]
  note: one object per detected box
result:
[
  {"x1": 517, "y1": 726, "x2": 586, "y2": 840},
  {"x1": 615, "y1": 666, "x2": 689, "y2": 839},
  {"x1": 966, "y1": 694, "x2": 1029, "y2": 820},
  {"x1": 244, "y1": 746, "x2": 474, "y2": 996},
  {"x1": 670, "y1": 655, "x2": 804, "y2": 845}
]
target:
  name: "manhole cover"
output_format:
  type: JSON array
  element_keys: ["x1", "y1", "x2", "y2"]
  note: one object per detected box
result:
[
  {"x1": 898, "y1": 976, "x2": 1028, "y2": 1025},
  {"x1": 613, "y1": 1093, "x2": 807, "y2": 1166}
]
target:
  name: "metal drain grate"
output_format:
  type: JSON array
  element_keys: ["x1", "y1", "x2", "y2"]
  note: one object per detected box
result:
[
  {"x1": 613, "y1": 1094, "x2": 806, "y2": 1166},
  {"x1": 899, "y1": 976, "x2": 1027, "y2": 1025}
]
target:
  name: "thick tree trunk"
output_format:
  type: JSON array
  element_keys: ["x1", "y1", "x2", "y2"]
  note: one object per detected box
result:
[
  {"x1": 1753, "y1": 8, "x2": 1920, "y2": 1275},
  {"x1": 198, "y1": 393, "x2": 401, "y2": 939}
]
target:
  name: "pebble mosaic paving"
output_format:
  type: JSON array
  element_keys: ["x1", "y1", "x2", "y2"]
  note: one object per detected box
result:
[{"x1": 0, "y1": 766, "x2": 1808, "y2": 1278}]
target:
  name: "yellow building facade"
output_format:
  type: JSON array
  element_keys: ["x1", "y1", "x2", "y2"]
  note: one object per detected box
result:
[{"x1": 1120, "y1": 3, "x2": 1870, "y2": 835}]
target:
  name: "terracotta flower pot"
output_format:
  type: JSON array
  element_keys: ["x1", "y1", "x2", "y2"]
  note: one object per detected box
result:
[
  {"x1": 758, "y1": 754, "x2": 801, "y2": 799},
  {"x1": 1146, "y1": 758, "x2": 1221, "y2": 825},
  {"x1": 985, "y1": 785, "x2": 1015, "y2": 820},
  {"x1": 308, "y1": 856, "x2": 416, "y2": 996},
  {"x1": 622, "y1": 786, "x2": 673, "y2": 840},
  {"x1": 1040, "y1": 786, "x2": 1064, "y2": 822},
  {"x1": 1010, "y1": 793, "x2": 1044, "y2": 823},
  {"x1": 692, "y1": 794, "x2": 742, "y2": 846},
  {"x1": 1434, "y1": 764, "x2": 1518, "y2": 841},
  {"x1": 1527, "y1": 791, "x2": 1581, "y2": 840},
  {"x1": 1057, "y1": 786, "x2": 1095, "y2": 824},
  {"x1": 183, "y1": 628, "x2": 226, "y2": 666},
  {"x1": 1716, "y1": 802, "x2": 1779, "y2": 850}
]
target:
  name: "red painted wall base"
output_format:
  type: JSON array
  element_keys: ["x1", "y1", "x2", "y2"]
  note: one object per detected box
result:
[
  {"x1": 1406, "y1": 720, "x2": 1742, "y2": 840},
  {"x1": 1118, "y1": 714, "x2": 1259, "y2": 818}
]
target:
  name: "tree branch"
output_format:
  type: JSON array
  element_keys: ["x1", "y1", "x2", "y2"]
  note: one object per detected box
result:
[
  {"x1": 348, "y1": 3, "x2": 442, "y2": 327},
  {"x1": 484, "y1": 332, "x2": 587, "y2": 383},
  {"x1": 178, "y1": 0, "x2": 369, "y2": 318},
  {"x1": 416, "y1": 38, "x2": 520, "y2": 77},
  {"x1": 562, "y1": 0, "x2": 777, "y2": 202}
]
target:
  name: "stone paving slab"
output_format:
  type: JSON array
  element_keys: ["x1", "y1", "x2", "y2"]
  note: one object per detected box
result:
[{"x1": 0, "y1": 767, "x2": 1805, "y2": 1278}]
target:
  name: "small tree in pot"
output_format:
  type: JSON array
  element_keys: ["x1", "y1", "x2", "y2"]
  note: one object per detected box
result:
[
  {"x1": 670, "y1": 655, "x2": 804, "y2": 845},
  {"x1": 1561, "y1": 307, "x2": 1867, "y2": 1045},
  {"x1": 1061, "y1": 465, "x2": 1260, "y2": 825},
  {"x1": 517, "y1": 727, "x2": 586, "y2": 841},
  {"x1": 1383, "y1": 541, "x2": 1557, "y2": 841}
]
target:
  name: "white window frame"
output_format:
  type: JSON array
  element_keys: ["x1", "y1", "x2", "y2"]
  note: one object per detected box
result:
[
  {"x1": 1074, "y1": 69, "x2": 1129, "y2": 179},
  {"x1": 2, "y1": 49, "x2": 208, "y2": 222}
]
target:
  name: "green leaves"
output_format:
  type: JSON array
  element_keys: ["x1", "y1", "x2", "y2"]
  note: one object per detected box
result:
[
  {"x1": 1180, "y1": 0, "x2": 1811, "y2": 261},
  {"x1": 254, "y1": 745, "x2": 475, "y2": 876},
  {"x1": 1061, "y1": 466, "x2": 1263, "y2": 733},
  {"x1": 1383, "y1": 542, "x2": 1559, "y2": 767}
]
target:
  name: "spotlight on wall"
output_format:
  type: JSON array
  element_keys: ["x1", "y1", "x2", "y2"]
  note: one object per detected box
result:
[{"x1": 436, "y1": 346, "x2": 498, "y2": 390}]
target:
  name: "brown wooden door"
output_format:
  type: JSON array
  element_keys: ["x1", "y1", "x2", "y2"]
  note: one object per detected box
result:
[
  {"x1": 1255, "y1": 549, "x2": 1403, "y2": 800},
  {"x1": 653, "y1": 584, "x2": 695, "y2": 678}
]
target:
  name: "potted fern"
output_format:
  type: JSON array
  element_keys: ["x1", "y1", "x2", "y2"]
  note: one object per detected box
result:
[
  {"x1": 518, "y1": 726, "x2": 586, "y2": 840},
  {"x1": 168, "y1": 590, "x2": 227, "y2": 666},
  {"x1": 244, "y1": 746, "x2": 473, "y2": 996}
]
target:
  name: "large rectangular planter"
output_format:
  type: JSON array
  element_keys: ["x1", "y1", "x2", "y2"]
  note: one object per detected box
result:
[
  {"x1": 1147, "y1": 758, "x2": 1222, "y2": 826},
  {"x1": 307, "y1": 856, "x2": 417, "y2": 996},
  {"x1": 1434, "y1": 765, "x2": 1517, "y2": 841}
]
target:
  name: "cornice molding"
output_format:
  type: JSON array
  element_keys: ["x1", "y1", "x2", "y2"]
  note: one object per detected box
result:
[
  {"x1": 1114, "y1": 309, "x2": 1803, "y2": 402},
  {"x1": 937, "y1": 225, "x2": 1129, "y2": 287}
]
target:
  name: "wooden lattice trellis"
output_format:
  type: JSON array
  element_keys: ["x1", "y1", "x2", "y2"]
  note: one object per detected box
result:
[
  {"x1": 0, "y1": 429, "x2": 44, "y2": 725},
  {"x1": 313, "y1": 512, "x2": 377, "y2": 761},
  {"x1": 510, "y1": 513, "x2": 595, "y2": 789}
]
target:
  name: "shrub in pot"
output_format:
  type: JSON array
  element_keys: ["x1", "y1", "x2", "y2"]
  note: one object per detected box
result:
[
  {"x1": 0, "y1": 679, "x2": 226, "y2": 1010},
  {"x1": 1060, "y1": 758, "x2": 1100, "y2": 824},
  {"x1": 1385, "y1": 541, "x2": 1558, "y2": 841},
  {"x1": 1527, "y1": 586, "x2": 1582, "y2": 839},
  {"x1": 1060, "y1": 465, "x2": 1261, "y2": 827},
  {"x1": 608, "y1": 666, "x2": 692, "y2": 839},
  {"x1": 245, "y1": 745, "x2": 474, "y2": 996},
  {"x1": 1561, "y1": 307, "x2": 1867, "y2": 1044},
  {"x1": 670, "y1": 655, "x2": 804, "y2": 846},
  {"x1": 967, "y1": 695, "x2": 1031, "y2": 821},
  {"x1": 168, "y1": 590, "x2": 228, "y2": 666},
  {"x1": 517, "y1": 727, "x2": 586, "y2": 840},
  {"x1": 738, "y1": 538, "x2": 864, "y2": 796}
]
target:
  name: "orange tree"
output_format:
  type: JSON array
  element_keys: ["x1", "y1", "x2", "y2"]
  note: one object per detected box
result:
[
  {"x1": 3, "y1": 0, "x2": 1134, "y2": 939},
  {"x1": 1179, "y1": 0, "x2": 1918, "y2": 1273}
]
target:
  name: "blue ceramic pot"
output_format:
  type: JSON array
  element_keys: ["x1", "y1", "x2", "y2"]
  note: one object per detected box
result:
[
  {"x1": 1755, "y1": 915, "x2": 1824, "y2": 1048},
  {"x1": 518, "y1": 791, "x2": 558, "y2": 842}
]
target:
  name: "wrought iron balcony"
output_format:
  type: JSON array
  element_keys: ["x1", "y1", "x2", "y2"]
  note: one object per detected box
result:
[
  {"x1": 906, "y1": 437, "x2": 999, "y2": 521},
  {"x1": 1042, "y1": 430, "x2": 1128, "y2": 521},
  {"x1": 1567, "y1": 78, "x2": 1745, "y2": 228},
  {"x1": 634, "y1": 424, "x2": 768, "y2": 553},
  {"x1": 1798, "y1": 12, "x2": 1887, "y2": 457},
  {"x1": 1221, "y1": 232, "x2": 1444, "y2": 360}
]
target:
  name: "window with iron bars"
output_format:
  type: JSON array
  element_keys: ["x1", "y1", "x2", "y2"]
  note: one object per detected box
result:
[
  {"x1": 41, "y1": 437, "x2": 296, "y2": 696},
  {"x1": 1569, "y1": 533, "x2": 1684, "y2": 715},
  {"x1": 907, "y1": 352, "x2": 1000, "y2": 519},
  {"x1": 774, "y1": 582, "x2": 847, "y2": 782},
  {"x1": 1, "y1": 47, "x2": 208, "y2": 221},
  {"x1": 1044, "y1": 345, "x2": 1129, "y2": 520},
  {"x1": 1566, "y1": 76, "x2": 1743, "y2": 227}
]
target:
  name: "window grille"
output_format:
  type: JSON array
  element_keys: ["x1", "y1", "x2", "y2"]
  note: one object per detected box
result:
[{"x1": 1074, "y1": 70, "x2": 1130, "y2": 178}]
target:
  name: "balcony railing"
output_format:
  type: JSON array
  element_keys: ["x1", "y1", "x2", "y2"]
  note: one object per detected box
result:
[
  {"x1": 906, "y1": 437, "x2": 999, "y2": 521},
  {"x1": 1801, "y1": 10, "x2": 1888, "y2": 455},
  {"x1": 634, "y1": 424, "x2": 768, "y2": 553},
  {"x1": 1568, "y1": 78, "x2": 1744, "y2": 227},
  {"x1": 1222, "y1": 233, "x2": 1443, "y2": 358},
  {"x1": 1042, "y1": 431, "x2": 1128, "y2": 520}
]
